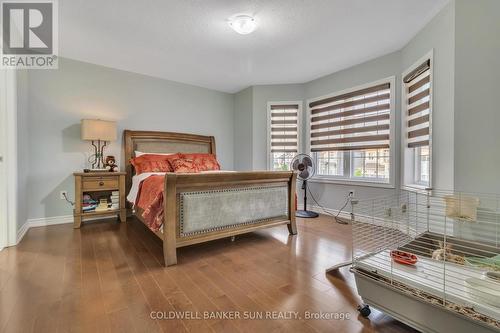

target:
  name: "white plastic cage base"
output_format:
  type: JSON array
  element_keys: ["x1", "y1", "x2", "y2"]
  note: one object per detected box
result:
[{"x1": 353, "y1": 272, "x2": 499, "y2": 333}]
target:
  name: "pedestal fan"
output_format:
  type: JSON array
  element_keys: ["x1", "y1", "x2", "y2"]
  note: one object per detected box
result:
[{"x1": 291, "y1": 154, "x2": 319, "y2": 218}]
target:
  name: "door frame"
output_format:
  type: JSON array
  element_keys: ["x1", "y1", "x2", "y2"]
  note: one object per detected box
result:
[{"x1": 0, "y1": 69, "x2": 18, "y2": 249}]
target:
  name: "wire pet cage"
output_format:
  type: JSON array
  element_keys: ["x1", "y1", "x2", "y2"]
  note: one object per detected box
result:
[{"x1": 350, "y1": 189, "x2": 500, "y2": 333}]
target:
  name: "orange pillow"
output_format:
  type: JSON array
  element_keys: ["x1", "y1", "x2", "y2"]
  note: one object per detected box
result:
[
  {"x1": 180, "y1": 153, "x2": 220, "y2": 171},
  {"x1": 170, "y1": 158, "x2": 200, "y2": 173},
  {"x1": 130, "y1": 153, "x2": 179, "y2": 174}
]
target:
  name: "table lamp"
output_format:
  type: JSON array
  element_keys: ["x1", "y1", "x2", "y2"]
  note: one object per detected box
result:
[{"x1": 81, "y1": 119, "x2": 117, "y2": 170}]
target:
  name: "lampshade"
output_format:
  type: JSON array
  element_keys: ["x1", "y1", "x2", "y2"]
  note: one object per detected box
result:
[{"x1": 81, "y1": 119, "x2": 117, "y2": 141}]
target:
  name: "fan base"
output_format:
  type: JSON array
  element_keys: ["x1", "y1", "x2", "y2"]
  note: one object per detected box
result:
[{"x1": 296, "y1": 210, "x2": 319, "y2": 218}]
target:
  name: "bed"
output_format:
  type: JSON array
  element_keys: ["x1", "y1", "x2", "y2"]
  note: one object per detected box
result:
[{"x1": 123, "y1": 130, "x2": 297, "y2": 266}]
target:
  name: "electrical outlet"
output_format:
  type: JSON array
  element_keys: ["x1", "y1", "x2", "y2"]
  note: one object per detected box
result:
[
  {"x1": 60, "y1": 191, "x2": 68, "y2": 200},
  {"x1": 349, "y1": 190, "x2": 355, "y2": 197}
]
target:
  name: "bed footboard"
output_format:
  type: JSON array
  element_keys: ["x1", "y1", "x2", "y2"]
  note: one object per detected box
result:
[{"x1": 163, "y1": 171, "x2": 297, "y2": 266}]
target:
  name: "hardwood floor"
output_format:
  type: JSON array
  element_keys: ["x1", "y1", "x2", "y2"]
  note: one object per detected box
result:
[{"x1": 0, "y1": 215, "x2": 418, "y2": 333}]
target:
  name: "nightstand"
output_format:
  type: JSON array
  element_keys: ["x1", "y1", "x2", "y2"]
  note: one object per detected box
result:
[{"x1": 73, "y1": 172, "x2": 127, "y2": 228}]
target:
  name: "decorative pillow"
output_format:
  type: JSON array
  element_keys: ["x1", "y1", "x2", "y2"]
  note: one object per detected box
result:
[
  {"x1": 170, "y1": 158, "x2": 200, "y2": 173},
  {"x1": 180, "y1": 153, "x2": 221, "y2": 171},
  {"x1": 130, "y1": 153, "x2": 179, "y2": 174}
]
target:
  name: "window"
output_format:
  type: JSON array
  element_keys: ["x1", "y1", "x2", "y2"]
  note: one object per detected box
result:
[
  {"x1": 267, "y1": 102, "x2": 300, "y2": 171},
  {"x1": 308, "y1": 78, "x2": 394, "y2": 184},
  {"x1": 402, "y1": 56, "x2": 432, "y2": 189}
]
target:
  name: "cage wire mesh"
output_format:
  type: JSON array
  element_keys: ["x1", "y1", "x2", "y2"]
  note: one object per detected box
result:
[{"x1": 350, "y1": 189, "x2": 500, "y2": 328}]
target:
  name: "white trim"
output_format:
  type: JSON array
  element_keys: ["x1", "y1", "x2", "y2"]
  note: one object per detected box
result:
[
  {"x1": 266, "y1": 101, "x2": 303, "y2": 170},
  {"x1": 309, "y1": 176, "x2": 394, "y2": 189},
  {"x1": 17, "y1": 215, "x2": 74, "y2": 244},
  {"x1": 401, "y1": 184, "x2": 432, "y2": 195},
  {"x1": 27, "y1": 215, "x2": 74, "y2": 228},
  {"x1": 0, "y1": 69, "x2": 17, "y2": 248},
  {"x1": 15, "y1": 215, "x2": 125, "y2": 244},
  {"x1": 0, "y1": 71, "x2": 6, "y2": 250},
  {"x1": 401, "y1": 50, "x2": 434, "y2": 190},
  {"x1": 305, "y1": 76, "x2": 396, "y2": 187},
  {"x1": 16, "y1": 220, "x2": 30, "y2": 244}
]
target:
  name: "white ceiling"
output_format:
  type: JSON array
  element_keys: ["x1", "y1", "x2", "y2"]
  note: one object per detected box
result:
[{"x1": 60, "y1": 0, "x2": 449, "y2": 93}]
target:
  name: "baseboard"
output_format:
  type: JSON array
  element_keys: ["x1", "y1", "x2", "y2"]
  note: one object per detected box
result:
[
  {"x1": 16, "y1": 221, "x2": 30, "y2": 244},
  {"x1": 15, "y1": 214, "x2": 124, "y2": 245},
  {"x1": 298, "y1": 203, "x2": 352, "y2": 221},
  {"x1": 27, "y1": 215, "x2": 74, "y2": 228},
  {"x1": 17, "y1": 215, "x2": 74, "y2": 244},
  {"x1": 13, "y1": 204, "x2": 353, "y2": 245}
]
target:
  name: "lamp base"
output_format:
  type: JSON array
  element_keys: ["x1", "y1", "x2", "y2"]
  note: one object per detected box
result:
[{"x1": 90, "y1": 140, "x2": 108, "y2": 169}]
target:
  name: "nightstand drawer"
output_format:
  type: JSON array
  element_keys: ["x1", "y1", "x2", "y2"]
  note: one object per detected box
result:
[{"x1": 82, "y1": 177, "x2": 119, "y2": 190}]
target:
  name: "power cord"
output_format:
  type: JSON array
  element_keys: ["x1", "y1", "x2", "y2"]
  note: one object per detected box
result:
[
  {"x1": 334, "y1": 194, "x2": 352, "y2": 225},
  {"x1": 63, "y1": 192, "x2": 75, "y2": 206},
  {"x1": 307, "y1": 187, "x2": 351, "y2": 224}
]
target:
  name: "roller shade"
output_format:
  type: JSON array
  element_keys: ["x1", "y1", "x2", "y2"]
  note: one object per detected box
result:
[
  {"x1": 270, "y1": 104, "x2": 299, "y2": 153},
  {"x1": 309, "y1": 82, "x2": 391, "y2": 152},
  {"x1": 405, "y1": 60, "x2": 431, "y2": 148}
]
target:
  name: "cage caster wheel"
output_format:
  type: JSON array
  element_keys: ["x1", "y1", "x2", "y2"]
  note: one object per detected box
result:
[{"x1": 357, "y1": 304, "x2": 371, "y2": 318}]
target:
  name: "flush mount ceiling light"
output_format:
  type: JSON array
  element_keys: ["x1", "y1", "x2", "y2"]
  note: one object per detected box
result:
[{"x1": 228, "y1": 15, "x2": 257, "y2": 35}]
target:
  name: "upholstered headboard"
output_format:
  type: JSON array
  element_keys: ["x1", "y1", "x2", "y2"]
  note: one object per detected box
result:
[{"x1": 123, "y1": 130, "x2": 216, "y2": 195}]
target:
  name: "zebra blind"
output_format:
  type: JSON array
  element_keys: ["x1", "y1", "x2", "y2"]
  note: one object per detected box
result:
[
  {"x1": 309, "y1": 82, "x2": 391, "y2": 152},
  {"x1": 404, "y1": 60, "x2": 431, "y2": 148},
  {"x1": 270, "y1": 104, "x2": 299, "y2": 153}
]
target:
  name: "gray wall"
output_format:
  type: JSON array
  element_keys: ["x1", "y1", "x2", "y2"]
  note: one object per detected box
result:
[
  {"x1": 17, "y1": 0, "x2": 500, "y2": 227},
  {"x1": 303, "y1": 51, "x2": 402, "y2": 209},
  {"x1": 231, "y1": 51, "x2": 402, "y2": 210},
  {"x1": 251, "y1": 84, "x2": 305, "y2": 170},
  {"x1": 233, "y1": 87, "x2": 253, "y2": 171},
  {"x1": 23, "y1": 58, "x2": 234, "y2": 220},
  {"x1": 231, "y1": 1, "x2": 458, "y2": 213},
  {"x1": 454, "y1": 0, "x2": 500, "y2": 193},
  {"x1": 401, "y1": 1, "x2": 456, "y2": 191},
  {"x1": 233, "y1": 84, "x2": 305, "y2": 171}
]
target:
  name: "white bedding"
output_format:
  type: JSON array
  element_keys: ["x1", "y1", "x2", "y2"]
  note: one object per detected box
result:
[
  {"x1": 127, "y1": 172, "x2": 166, "y2": 204},
  {"x1": 126, "y1": 170, "x2": 236, "y2": 204}
]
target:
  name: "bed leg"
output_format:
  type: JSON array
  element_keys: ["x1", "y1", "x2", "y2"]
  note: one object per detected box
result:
[
  {"x1": 288, "y1": 219, "x2": 297, "y2": 235},
  {"x1": 163, "y1": 239, "x2": 177, "y2": 267},
  {"x1": 163, "y1": 174, "x2": 178, "y2": 267}
]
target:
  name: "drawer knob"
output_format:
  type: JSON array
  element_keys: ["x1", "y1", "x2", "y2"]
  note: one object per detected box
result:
[{"x1": 99, "y1": 181, "x2": 104, "y2": 186}]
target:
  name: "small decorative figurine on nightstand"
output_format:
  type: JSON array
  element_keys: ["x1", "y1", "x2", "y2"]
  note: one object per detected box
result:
[{"x1": 105, "y1": 155, "x2": 118, "y2": 172}]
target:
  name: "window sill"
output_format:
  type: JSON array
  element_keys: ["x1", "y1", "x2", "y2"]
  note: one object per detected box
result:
[
  {"x1": 309, "y1": 176, "x2": 395, "y2": 189},
  {"x1": 401, "y1": 184, "x2": 432, "y2": 193}
]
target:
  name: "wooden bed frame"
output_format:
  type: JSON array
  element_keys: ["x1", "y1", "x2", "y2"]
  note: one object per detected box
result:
[{"x1": 123, "y1": 130, "x2": 297, "y2": 266}]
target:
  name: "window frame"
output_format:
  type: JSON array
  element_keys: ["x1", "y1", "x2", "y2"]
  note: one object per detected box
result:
[
  {"x1": 401, "y1": 50, "x2": 434, "y2": 191},
  {"x1": 266, "y1": 101, "x2": 302, "y2": 171},
  {"x1": 306, "y1": 77, "x2": 396, "y2": 189}
]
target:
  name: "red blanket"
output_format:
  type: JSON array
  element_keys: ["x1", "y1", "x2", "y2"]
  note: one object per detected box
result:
[{"x1": 136, "y1": 175, "x2": 165, "y2": 232}]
